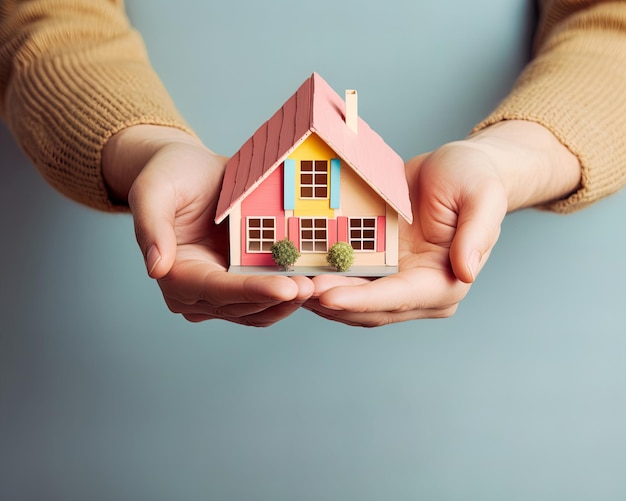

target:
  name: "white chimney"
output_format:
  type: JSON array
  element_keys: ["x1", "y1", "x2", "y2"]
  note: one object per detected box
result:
[{"x1": 345, "y1": 89, "x2": 358, "y2": 134}]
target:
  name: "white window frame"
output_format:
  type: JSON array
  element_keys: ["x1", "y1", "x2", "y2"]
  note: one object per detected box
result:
[
  {"x1": 300, "y1": 217, "x2": 328, "y2": 253},
  {"x1": 300, "y1": 160, "x2": 329, "y2": 200},
  {"x1": 246, "y1": 217, "x2": 276, "y2": 253},
  {"x1": 349, "y1": 217, "x2": 377, "y2": 252}
]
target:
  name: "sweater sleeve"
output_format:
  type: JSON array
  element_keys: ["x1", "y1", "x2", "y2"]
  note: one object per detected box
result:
[
  {"x1": 0, "y1": 0, "x2": 194, "y2": 211},
  {"x1": 472, "y1": 0, "x2": 626, "y2": 213}
]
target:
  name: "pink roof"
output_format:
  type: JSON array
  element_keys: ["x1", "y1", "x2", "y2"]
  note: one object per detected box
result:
[{"x1": 215, "y1": 72, "x2": 412, "y2": 224}]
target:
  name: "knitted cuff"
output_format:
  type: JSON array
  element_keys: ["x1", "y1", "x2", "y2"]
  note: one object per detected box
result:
[
  {"x1": 473, "y1": 29, "x2": 626, "y2": 213},
  {"x1": 4, "y1": 30, "x2": 193, "y2": 212}
]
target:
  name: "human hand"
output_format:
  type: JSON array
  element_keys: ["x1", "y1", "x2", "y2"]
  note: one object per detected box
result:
[
  {"x1": 306, "y1": 120, "x2": 581, "y2": 327},
  {"x1": 103, "y1": 125, "x2": 313, "y2": 326}
]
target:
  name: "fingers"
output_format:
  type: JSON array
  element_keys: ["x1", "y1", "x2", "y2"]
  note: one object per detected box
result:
[
  {"x1": 307, "y1": 264, "x2": 468, "y2": 327},
  {"x1": 305, "y1": 298, "x2": 458, "y2": 327},
  {"x1": 164, "y1": 297, "x2": 286, "y2": 318},
  {"x1": 159, "y1": 254, "x2": 314, "y2": 326},
  {"x1": 449, "y1": 180, "x2": 507, "y2": 283},
  {"x1": 161, "y1": 261, "x2": 301, "y2": 305},
  {"x1": 181, "y1": 299, "x2": 308, "y2": 327},
  {"x1": 314, "y1": 263, "x2": 469, "y2": 315},
  {"x1": 414, "y1": 145, "x2": 507, "y2": 285},
  {"x1": 310, "y1": 274, "x2": 371, "y2": 297},
  {"x1": 289, "y1": 275, "x2": 316, "y2": 301},
  {"x1": 119, "y1": 134, "x2": 311, "y2": 327},
  {"x1": 127, "y1": 143, "x2": 226, "y2": 280},
  {"x1": 128, "y1": 172, "x2": 178, "y2": 279}
]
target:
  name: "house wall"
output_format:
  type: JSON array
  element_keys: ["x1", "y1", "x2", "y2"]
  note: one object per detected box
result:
[
  {"x1": 287, "y1": 133, "x2": 390, "y2": 267},
  {"x1": 338, "y1": 164, "x2": 386, "y2": 217},
  {"x1": 290, "y1": 134, "x2": 335, "y2": 218},
  {"x1": 240, "y1": 166, "x2": 285, "y2": 266},
  {"x1": 228, "y1": 204, "x2": 242, "y2": 266},
  {"x1": 385, "y1": 206, "x2": 399, "y2": 267},
  {"x1": 337, "y1": 160, "x2": 387, "y2": 266},
  {"x1": 237, "y1": 134, "x2": 397, "y2": 268}
]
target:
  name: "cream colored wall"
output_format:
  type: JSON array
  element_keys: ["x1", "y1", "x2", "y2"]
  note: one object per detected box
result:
[
  {"x1": 352, "y1": 252, "x2": 385, "y2": 266},
  {"x1": 297, "y1": 253, "x2": 330, "y2": 267},
  {"x1": 229, "y1": 204, "x2": 242, "y2": 266},
  {"x1": 338, "y1": 165, "x2": 387, "y2": 266},
  {"x1": 385, "y1": 207, "x2": 399, "y2": 266},
  {"x1": 338, "y1": 163, "x2": 385, "y2": 217}
]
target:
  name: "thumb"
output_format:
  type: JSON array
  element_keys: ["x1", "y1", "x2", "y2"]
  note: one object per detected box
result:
[
  {"x1": 449, "y1": 183, "x2": 507, "y2": 284},
  {"x1": 128, "y1": 174, "x2": 178, "y2": 279}
]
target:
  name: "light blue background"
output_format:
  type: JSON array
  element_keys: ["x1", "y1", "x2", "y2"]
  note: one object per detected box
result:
[{"x1": 1, "y1": 1, "x2": 625, "y2": 500}]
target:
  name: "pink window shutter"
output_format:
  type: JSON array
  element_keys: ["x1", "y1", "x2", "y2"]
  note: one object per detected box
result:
[
  {"x1": 288, "y1": 217, "x2": 300, "y2": 250},
  {"x1": 328, "y1": 219, "x2": 338, "y2": 247},
  {"x1": 338, "y1": 217, "x2": 348, "y2": 243}
]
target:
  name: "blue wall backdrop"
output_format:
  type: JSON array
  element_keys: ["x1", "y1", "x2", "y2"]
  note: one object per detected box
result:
[{"x1": 1, "y1": 1, "x2": 625, "y2": 500}]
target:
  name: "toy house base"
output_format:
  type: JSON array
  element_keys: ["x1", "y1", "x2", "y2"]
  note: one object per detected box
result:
[{"x1": 228, "y1": 265, "x2": 399, "y2": 277}]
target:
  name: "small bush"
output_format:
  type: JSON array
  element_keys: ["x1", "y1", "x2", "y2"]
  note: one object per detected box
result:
[
  {"x1": 271, "y1": 238, "x2": 300, "y2": 271},
  {"x1": 327, "y1": 242, "x2": 355, "y2": 272}
]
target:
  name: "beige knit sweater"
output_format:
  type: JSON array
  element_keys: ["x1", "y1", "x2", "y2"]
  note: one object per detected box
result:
[{"x1": 1, "y1": 0, "x2": 625, "y2": 213}]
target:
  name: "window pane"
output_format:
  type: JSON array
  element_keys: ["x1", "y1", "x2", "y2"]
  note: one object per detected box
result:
[
  {"x1": 315, "y1": 187, "x2": 327, "y2": 198},
  {"x1": 348, "y1": 217, "x2": 377, "y2": 252},
  {"x1": 300, "y1": 218, "x2": 327, "y2": 253},
  {"x1": 248, "y1": 218, "x2": 275, "y2": 253},
  {"x1": 301, "y1": 160, "x2": 313, "y2": 171},
  {"x1": 301, "y1": 187, "x2": 313, "y2": 198},
  {"x1": 315, "y1": 160, "x2": 328, "y2": 171},
  {"x1": 315, "y1": 173, "x2": 327, "y2": 184},
  {"x1": 301, "y1": 174, "x2": 313, "y2": 184}
]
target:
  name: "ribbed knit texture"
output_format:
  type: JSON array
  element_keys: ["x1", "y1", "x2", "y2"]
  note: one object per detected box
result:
[
  {"x1": 1, "y1": 1, "x2": 625, "y2": 212},
  {"x1": 473, "y1": 0, "x2": 626, "y2": 213},
  {"x1": 0, "y1": 0, "x2": 193, "y2": 211}
]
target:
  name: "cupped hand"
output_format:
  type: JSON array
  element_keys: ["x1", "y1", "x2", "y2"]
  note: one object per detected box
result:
[
  {"x1": 305, "y1": 120, "x2": 581, "y2": 327},
  {"x1": 306, "y1": 143, "x2": 508, "y2": 326},
  {"x1": 103, "y1": 125, "x2": 313, "y2": 326}
]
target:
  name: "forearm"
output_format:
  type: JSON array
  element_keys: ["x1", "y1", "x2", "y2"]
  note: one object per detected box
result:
[{"x1": 0, "y1": 0, "x2": 192, "y2": 211}]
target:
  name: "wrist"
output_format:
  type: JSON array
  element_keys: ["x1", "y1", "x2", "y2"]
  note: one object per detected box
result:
[
  {"x1": 102, "y1": 124, "x2": 203, "y2": 203},
  {"x1": 466, "y1": 120, "x2": 581, "y2": 211}
]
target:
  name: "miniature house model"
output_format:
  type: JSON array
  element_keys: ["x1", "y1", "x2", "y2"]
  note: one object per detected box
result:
[{"x1": 215, "y1": 72, "x2": 412, "y2": 275}]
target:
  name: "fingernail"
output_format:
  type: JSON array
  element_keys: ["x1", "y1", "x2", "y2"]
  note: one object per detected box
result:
[
  {"x1": 468, "y1": 249, "x2": 481, "y2": 281},
  {"x1": 146, "y1": 245, "x2": 161, "y2": 277}
]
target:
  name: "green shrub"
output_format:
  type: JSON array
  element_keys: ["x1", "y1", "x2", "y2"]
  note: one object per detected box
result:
[
  {"x1": 327, "y1": 242, "x2": 355, "y2": 272},
  {"x1": 271, "y1": 238, "x2": 300, "y2": 271}
]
